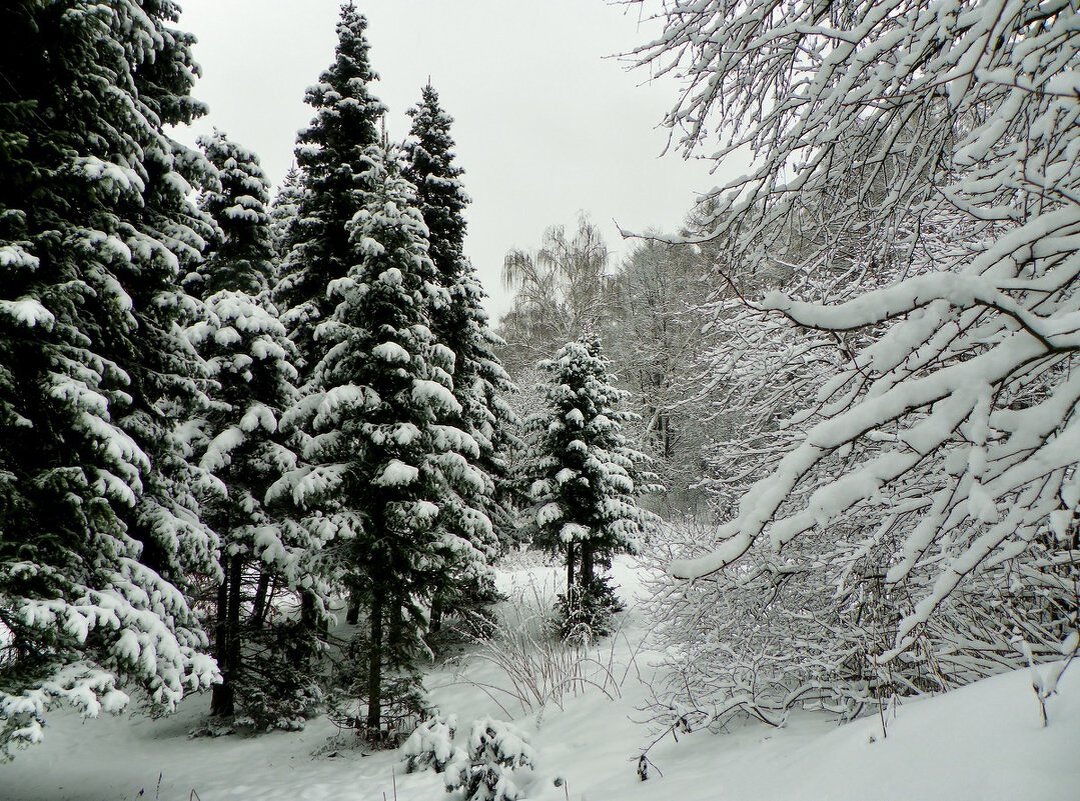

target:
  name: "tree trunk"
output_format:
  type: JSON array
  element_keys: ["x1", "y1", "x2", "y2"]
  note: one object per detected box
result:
[
  {"x1": 566, "y1": 542, "x2": 576, "y2": 596},
  {"x1": 346, "y1": 584, "x2": 361, "y2": 625},
  {"x1": 580, "y1": 541, "x2": 595, "y2": 594},
  {"x1": 429, "y1": 591, "x2": 444, "y2": 633},
  {"x1": 387, "y1": 592, "x2": 405, "y2": 668},
  {"x1": 366, "y1": 586, "x2": 385, "y2": 733},
  {"x1": 251, "y1": 569, "x2": 270, "y2": 627},
  {"x1": 226, "y1": 553, "x2": 242, "y2": 693},
  {"x1": 210, "y1": 554, "x2": 234, "y2": 717}
]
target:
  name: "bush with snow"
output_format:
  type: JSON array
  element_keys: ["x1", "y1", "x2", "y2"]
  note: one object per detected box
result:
[
  {"x1": 403, "y1": 713, "x2": 538, "y2": 800},
  {"x1": 630, "y1": 0, "x2": 1080, "y2": 727}
]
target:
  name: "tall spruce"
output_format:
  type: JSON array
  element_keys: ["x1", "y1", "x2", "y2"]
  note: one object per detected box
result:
[
  {"x1": 186, "y1": 131, "x2": 321, "y2": 729},
  {"x1": 404, "y1": 84, "x2": 520, "y2": 561},
  {"x1": 528, "y1": 333, "x2": 658, "y2": 634},
  {"x1": 274, "y1": 4, "x2": 386, "y2": 372},
  {"x1": 273, "y1": 149, "x2": 494, "y2": 734},
  {"x1": 0, "y1": 0, "x2": 219, "y2": 753}
]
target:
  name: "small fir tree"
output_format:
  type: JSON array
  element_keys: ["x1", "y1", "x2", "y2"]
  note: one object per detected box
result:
[
  {"x1": 445, "y1": 717, "x2": 537, "y2": 801},
  {"x1": 528, "y1": 333, "x2": 659, "y2": 636}
]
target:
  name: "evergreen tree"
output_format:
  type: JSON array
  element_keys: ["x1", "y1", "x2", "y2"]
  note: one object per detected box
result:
[
  {"x1": 404, "y1": 85, "x2": 520, "y2": 560},
  {"x1": 528, "y1": 333, "x2": 658, "y2": 635},
  {"x1": 269, "y1": 165, "x2": 305, "y2": 266},
  {"x1": 186, "y1": 130, "x2": 321, "y2": 729},
  {"x1": 272, "y1": 148, "x2": 494, "y2": 736},
  {"x1": 0, "y1": 0, "x2": 219, "y2": 753},
  {"x1": 274, "y1": 4, "x2": 386, "y2": 372}
]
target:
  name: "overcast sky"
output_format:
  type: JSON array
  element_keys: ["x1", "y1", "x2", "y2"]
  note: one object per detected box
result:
[{"x1": 173, "y1": 1, "x2": 738, "y2": 321}]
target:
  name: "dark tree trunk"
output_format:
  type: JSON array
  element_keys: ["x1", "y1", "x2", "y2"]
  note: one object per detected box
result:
[
  {"x1": 300, "y1": 589, "x2": 329, "y2": 634},
  {"x1": 346, "y1": 584, "x2": 361, "y2": 625},
  {"x1": 580, "y1": 541, "x2": 595, "y2": 593},
  {"x1": 251, "y1": 569, "x2": 270, "y2": 627},
  {"x1": 387, "y1": 592, "x2": 404, "y2": 668},
  {"x1": 366, "y1": 586, "x2": 385, "y2": 733},
  {"x1": 210, "y1": 554, "x2": 234, "y2": 717},
  {"x1": 300, "y1": 589, "x2": 322, "y2": 642},
  {"x1": 226, "y1": 553, "x2": 242, "y2": 684}
]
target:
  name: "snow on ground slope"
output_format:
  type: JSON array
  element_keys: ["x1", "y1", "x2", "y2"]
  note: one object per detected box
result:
[{"x1": 2, "y1": 555, "x2": 1077, "y2": 801}]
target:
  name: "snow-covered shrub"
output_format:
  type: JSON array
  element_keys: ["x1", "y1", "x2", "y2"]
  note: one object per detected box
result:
[
  {"x1": 444, "y1": 718, "x2": 537, "y2": 801},
  {"x1": 403, "y1": 713, "x2": 462, "y2": 773},
  {"x1": 630, "y1": 0, "x2": 1080, "y2": 731},
  {"x1": 232, "y1": 620, "x2": 325, "y2": 732}
]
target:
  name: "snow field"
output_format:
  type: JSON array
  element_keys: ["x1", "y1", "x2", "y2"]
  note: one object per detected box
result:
[{"x1": 2, "y1": 556, "x2": 1077, "y2": 801}]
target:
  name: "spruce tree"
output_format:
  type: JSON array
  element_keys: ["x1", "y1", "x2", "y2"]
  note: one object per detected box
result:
[
  {"x1": 274, "y1": 4, "x2": 386, "y2": 372},
  {"x1": 528, "y1": 333, "x2": 658, "y2": 636},
  {"x1": 274, "y1": 148, "x2": 494, "y2": 735},
  {"x1": 404, "y1": 85, "x2": 520, "y2": 619},
  {"x1": 269, "y1": 165, "x2": 305, "y2": 266},
  {"x1": 187, "y1": 130, "x2": 321, "y2": 729},
  {"x1": 0, "y1": 0, "x2": 219, "y2": 752}
]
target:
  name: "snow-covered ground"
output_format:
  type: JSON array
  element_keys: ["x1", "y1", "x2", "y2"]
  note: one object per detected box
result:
[{"x1": 4, "y1": 556, "x2": 1077, "y2": 801}]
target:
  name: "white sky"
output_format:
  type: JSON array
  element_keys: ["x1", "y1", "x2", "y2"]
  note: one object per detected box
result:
[{"x1": 173, "y1": 0, "x2": 739, "y2": 321}]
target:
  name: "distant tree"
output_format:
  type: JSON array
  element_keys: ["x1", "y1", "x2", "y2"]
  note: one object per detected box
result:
[
  {"x1": 527, "y1": 333, "x2": 658, "y2": 634},
  {"x1": 186, "y1": 130, "x2": 322, "y2": 729},
  {"x1": 271, "y1": 149, "x2": 495, "y2": 735},
  {"x1": 498, "y1": 216, "x2": 612, "y2": 375},
  {"x1": 606, "y1": 237, "x2": 712, "y2": 511},
  {"x1": 0, "y1": 0, "x2": 219, "y2": 753},
  {"x1": 269, "y1": 165, "x2": 306, "y2": 267}
]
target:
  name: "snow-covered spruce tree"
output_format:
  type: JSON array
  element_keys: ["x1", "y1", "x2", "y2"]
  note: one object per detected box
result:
[
  {"x1": 528, "y1": 333, "x2": 658, "y2": 636},
  {"x1": 404, "y1": 84, "x2": 520, "y2": 629},
  {"x1": 628, "y1": 0, "x2": 1080, "y2": 725},
  {"x1": 269, "y1": 165, "x2": 305, "y2": 268},
  {"x1": 270, "y1": 3, "x2": 389, "y2": 646},
  {"x1": 0, "y1": 0, "x2": 220, "y2": 753},
  {"x1": 274, "y1": 4, "x2": 386, "y2": 373},
  {"x1": 186, "y1": 130, "x2": 324, "y2": 730},
  {"x1": 444, "y1": 717, "x2": 537, "y2": 801},
  {"x1": 271, "y1": 148, "x2": 495, "y2": 737}
]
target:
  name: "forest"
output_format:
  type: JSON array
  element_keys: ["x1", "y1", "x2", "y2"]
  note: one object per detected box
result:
[{"x1": 0, "y1": 1, "x2": 1077, "y2": 800}]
